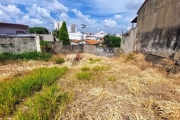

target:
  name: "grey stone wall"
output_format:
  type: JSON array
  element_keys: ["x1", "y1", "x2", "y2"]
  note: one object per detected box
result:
[
  {"x1": 49, "y1": 42, "x2": 121, "y2": 57},
  {"x1": 61, "y1": 45, "x2": 82, "y2": 54},
  {"x1": 121, "y1": 27, "x2": 138, "y2": 53},
  {"x1": 0, "y1": 36, "x2": 37, "y2": 53},
  {"x1": 84, "y1": 45, "x2": 120, "y2": 57},
  {"x1": 49, "y1": 41, "x2": 63, "y2": 53},
  {"x1": 137, "y1": 0, "x2": 180, "y2": 60}
]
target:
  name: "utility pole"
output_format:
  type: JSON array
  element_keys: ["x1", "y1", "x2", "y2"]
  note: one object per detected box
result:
[
  {"x1": 81, "y1": 24, "x2": 86, "y2": 52},
  {"x1": 81, "y1": 24, "x2": 86, "y2": 42}
]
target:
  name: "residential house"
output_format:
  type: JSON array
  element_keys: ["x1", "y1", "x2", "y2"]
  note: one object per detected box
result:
[
  {"x1": 69, "y1": 32, "x2": 87, "y2": 41},
  {"x1": 0, "y1": 23, "x2": 29, "y2": 35},
  {"x1": 85, "y1": 35, "x2": 96, "y2": 40},
  {"x1": 95, "y1": 31, "x2": 107, "y2": 38}
]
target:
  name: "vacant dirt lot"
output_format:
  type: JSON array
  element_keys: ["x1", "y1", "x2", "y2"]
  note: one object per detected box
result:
[{"x1": 1, "y1": 53, "x2": 180, "y2": 120}]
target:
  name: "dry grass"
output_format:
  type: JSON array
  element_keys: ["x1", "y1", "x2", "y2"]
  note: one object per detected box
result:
[
  {"x1": 59, "y1": 53, "x2": 180, "y2": 120},
  {"x1": 1, "y1": 53, "x2": 180, "y2": 120}
]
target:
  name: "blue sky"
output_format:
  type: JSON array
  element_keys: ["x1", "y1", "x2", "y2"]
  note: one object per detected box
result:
[{"x1": 0, "y1": 0, "x2": 144, "y2": 33}]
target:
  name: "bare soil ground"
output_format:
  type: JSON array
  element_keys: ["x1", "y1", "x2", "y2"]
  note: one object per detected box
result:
[{"x1": 1, "y1": 53, "x2": 180, "y2": 120}]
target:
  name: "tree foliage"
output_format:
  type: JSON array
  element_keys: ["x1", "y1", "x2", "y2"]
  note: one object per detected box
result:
[
  {"x1": 53, "y1": 30, "x2": 59, "y2": 38},
  {"x1": 59, "y1": 21, "x2": 70, "y2": 45},
  {"x1": 29, "y1": 27, "x2": 49, "y2": 34},
  {"x1": 103, "y1": 35, "x2": 121, "y2": 47}
]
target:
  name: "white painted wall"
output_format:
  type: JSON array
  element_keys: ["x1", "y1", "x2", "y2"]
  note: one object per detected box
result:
[
  {"x1": 32, "y1": 34, "x2": 54, "y2": 41},
  {"x1": 35, "y1": 36, "x2": 41, "y2": 52},
  {"x1": 67, "y1": 26, "x2": 71, "y2": 33},
  {"x1": 54, "y1": 21, "x2": 63, "y2": 30},
  {"x1": 0, "y1": 28, "x2": 28, "y2": 34},
  {"x1": 68, "y1": 24, "x2": 78, "y2": 33},
  {"x1": 95, "y1": 31, "x2": 107, "y2": 38},
  {"x1": 69, "y1": 32, "x2": 86, "y2": 40},
  {"x1": 86, "y1": 35, "x2": 96, "y2": 40}
]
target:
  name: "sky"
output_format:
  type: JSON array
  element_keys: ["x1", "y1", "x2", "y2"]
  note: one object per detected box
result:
[{"x1": 0, "y1": 0, "x2": 144, "y2": 34}]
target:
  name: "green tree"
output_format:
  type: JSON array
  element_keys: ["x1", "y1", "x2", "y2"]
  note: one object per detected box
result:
[
  {"x1": 103, "y1": 35, "x2": 121, "y2": 47},
  {"x1": 28, "y1": 27, "x2": 49, "y2": 34},
  {"x1": 53, "y1": 30, "x2": 59, "y2": 38},
  {"x1": 59, "y1": 21, "x2": 70, "y2": 45},
  {"x1": 104, "y1": 35, "x2": 111, "y2": 47}
]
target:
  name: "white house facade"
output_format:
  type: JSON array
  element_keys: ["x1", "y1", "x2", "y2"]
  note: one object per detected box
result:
[
  {"x1": 0, "y1": 23, "x2": 29, "y2": 35},
  {"x1": 95, "y1": 31, "x2": 107, "y2": 38}
]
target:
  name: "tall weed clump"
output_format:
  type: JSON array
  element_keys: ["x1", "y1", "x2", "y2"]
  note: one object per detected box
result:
[
  {"x1": 0, "y1": 67, "x2": 68, "y2": 117},
  {"x1": 0, "y1": 52, "x2": 52, "y2": 62},
  {"x1": 14, "y1": 84, "x2": 73, "y2": 120}
]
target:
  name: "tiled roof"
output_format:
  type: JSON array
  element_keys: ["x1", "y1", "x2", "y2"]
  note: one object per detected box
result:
[
  {"x1": 85, "y1": 40, "x2": 99, "y2": 45},
  {"x1": 71, "y1": 40, "x2": 82, "y2": 43},
  {"x1": 0, "y1": 23, "x2": 29, "y2": 29}
]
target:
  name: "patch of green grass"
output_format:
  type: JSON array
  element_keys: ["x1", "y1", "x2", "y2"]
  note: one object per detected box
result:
[
  {"x1": 89, "y1": 57, "x2": 101, "y2": 64},
  {"x1": 0, "y1": 67, "x2": 68, "y2": 117},
  {"x1": 124, "y1": 53, "x2": 134, "y2": 62},
  {"x1": 0, "y1": 52, "x2": 52, "y2": 62},
  {"x1": 92, "y1": 66, "x2": 104, "y2": 71},
  {"x1": 56, "y1": 58, "x2": 65, "y2": 64},
  {"x1": 76, "y1": 71, "x2": 91, "y2": 80},
  {"x1": 81, "y1": 66, "x2": 90, "y2": 71},
  {"x1": 13, "y1": 84, "x2": 73, "y2": 120},
  {"x1": 107, "y1": 76, "x2": 116, "y2": 82}
]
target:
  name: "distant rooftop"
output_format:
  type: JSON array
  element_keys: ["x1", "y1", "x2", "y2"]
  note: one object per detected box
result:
[
  {"x1": 0, "y1": 23, "x2": 29, "y2": 29},
  {"x1": 85, "y1": 40, "x2": 99, "y2": 45}
]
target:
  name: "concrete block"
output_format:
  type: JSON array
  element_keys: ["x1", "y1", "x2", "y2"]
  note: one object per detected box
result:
[{"x1": 174, "y1": 52, "x2": 180, "y2": 60}]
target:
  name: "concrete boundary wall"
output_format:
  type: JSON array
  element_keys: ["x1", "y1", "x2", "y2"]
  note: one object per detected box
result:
[
  {"x1": 136, "y1": 0, "x2": 180, "y2": 61},
  {"x1": 48, "y1": 42, "x2": 121, "y2": 57},
  {"x1": 121, "y1": 28, "x2": 138, "y2": 53},
  {"x1": 84, "y1": 45, "x2": 121, "y2": 57},
  {"x1": 0, "y1": 36, "x2": 38, "y2": 53}
]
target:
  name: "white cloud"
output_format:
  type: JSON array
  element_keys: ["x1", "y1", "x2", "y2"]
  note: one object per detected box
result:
[
  {"x1": 102, "y1": 19, "x2": 117, "y2": 28},
  {"x1": 0, "y1": 9, "x2": 11, "y2": 22},
  {"x1": 114, "y1": 14, "x2": 122, "y2": 19},
  {"x1": 0, "y1": 4, "x2": 23, "y2": 22},
  {"x1": 47, "y1": 0, "x2": 69, "y2": 13},
  {"x1": 72, "y1": 9, "x2": 95, "y2": 24},
  {"x1": 0, "y1": 4, "x2": 22, "y2": 15},
  {"x1": 0, "y1": 9, "x2": 3, "y2": 15},
  {"x1": 0, "y1": 0, "x2": 144, "y2": 33},
  {"x1": 126, "y1": 0, "x2": 144, "y2": 10},
  {"x1": 26, "y1": 4, "x2": 51, "y2": 19},
  {"x1": 59, "y1": 13, "x2": 69, "y2": 21},
  {"x1": 124, "y1": 17, "x2": 133, "y2": 22},
  {"x1": 127, "y1": 26, "x2": 132, "y2": 30},
  {"x1": 25, "y1": 4, "x2": 55, "y2": 29},
  {"x1": 16, "y1": 15, "x2": 43, "y2": 26}
]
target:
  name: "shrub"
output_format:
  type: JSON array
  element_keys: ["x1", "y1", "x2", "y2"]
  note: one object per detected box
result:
[
  {"x1": 76, "y1": 71, "x2": 91, "y2": 80},
  {"x1": 125, "y1": 53, "x2": 134, "y2": 62},
  {"x1": 89, "y1": 58, "x2": 101, "y2": 64},
  {"x1": 107, "y1": 76, "x2": 116, "y2": 82},
  {"x1": 81, "y1": 66, "x2": 90, "y2": 71},
  {"x1": 92, "y1": 66, "x2": 104, "y2": 71},
  {"x1": 0, "y1": 52, "x2": 52, "y2": 62},
  {"x1": 56, "y1": 58, "x2": 65, "y2": 64},
  {"x1": 40, "y1": 40, "x2": 50, "y2": 53}
]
